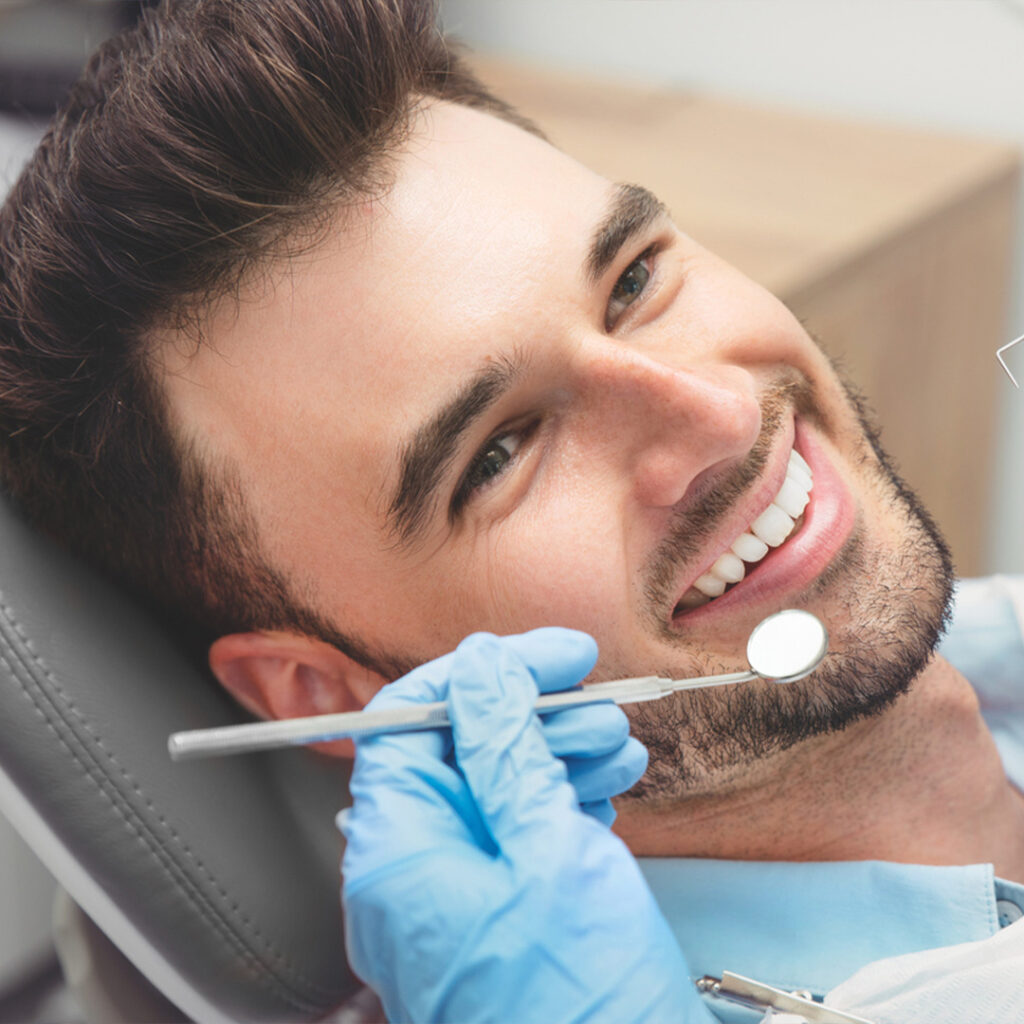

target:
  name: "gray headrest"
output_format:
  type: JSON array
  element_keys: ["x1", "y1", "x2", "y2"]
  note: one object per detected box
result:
[{"x1": 0, "y1": 489, "x2": 358, "y2": 1022}]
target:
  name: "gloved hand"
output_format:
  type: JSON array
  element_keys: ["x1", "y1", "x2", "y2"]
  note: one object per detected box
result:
[
  {"x1": 339, "y1": 629, "x2": 715, "y2": 1024},
  {"x1": 504, "y1": 628, "x2": 646, "y2": 827}
]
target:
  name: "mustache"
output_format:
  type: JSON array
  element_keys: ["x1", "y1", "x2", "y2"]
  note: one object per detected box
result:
[{"x1": 643, "y1": 372, "x2": 815, "y2": 618}]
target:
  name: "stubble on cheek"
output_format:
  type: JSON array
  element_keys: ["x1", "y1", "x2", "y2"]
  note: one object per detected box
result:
[{"x1": 621, "y1": 385, "x2": 955, "y2": 804}]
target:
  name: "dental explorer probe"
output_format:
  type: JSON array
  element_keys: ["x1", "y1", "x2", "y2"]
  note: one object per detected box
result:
[{"x1": 167, "y1": 609, "x2": 827, "y2": 762}]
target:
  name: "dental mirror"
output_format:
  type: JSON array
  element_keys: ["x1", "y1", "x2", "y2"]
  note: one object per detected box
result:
[
  {"x1": 745, "y1": 608, "x2": 829, "y2": 683},
  {"x1": 169, "y1": 609, "x2": 829, "y2": 761}
]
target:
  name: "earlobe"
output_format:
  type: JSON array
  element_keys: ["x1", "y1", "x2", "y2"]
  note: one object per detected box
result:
[{"x1": 208, "y1": 631, "x2": 388, "y2": 757}]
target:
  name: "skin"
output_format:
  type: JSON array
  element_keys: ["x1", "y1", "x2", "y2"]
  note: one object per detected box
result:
[{"x1": 159, "y1": 100, "x2": 1024, "y2": 879}]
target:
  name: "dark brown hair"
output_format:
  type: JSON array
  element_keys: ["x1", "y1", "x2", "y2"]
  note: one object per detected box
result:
[{"x1": 0, "y1": 0, "x2": 532, "y2": 671}]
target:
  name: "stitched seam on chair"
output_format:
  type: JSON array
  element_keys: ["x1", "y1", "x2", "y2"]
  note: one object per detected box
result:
[
  {"x1": 0, "y1": 597, "x2": 337, "y2": 1008},
  {"x1": 0, "y1": 633, "x2": 325, "y2": 1012},
  {"x1": 0, "y1": 620, "x2": 331, "y2": 1009}
]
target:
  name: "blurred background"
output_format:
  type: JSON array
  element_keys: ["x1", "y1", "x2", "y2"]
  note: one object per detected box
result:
[{"x1": 1, "y1": 0, "x2": 1023, "y2": 1019}]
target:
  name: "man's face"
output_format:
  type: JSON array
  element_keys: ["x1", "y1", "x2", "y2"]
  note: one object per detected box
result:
[{"x1": 162, "y1": 101, "x2": 951, "y2": 794}]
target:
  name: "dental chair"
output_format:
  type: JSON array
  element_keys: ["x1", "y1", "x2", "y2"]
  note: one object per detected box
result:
[{"x1": 0, "y1": 487, "x2": 362, "y2": 1022}]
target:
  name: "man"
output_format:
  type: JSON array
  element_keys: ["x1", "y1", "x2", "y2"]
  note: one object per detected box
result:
[{"x1": 0, "y1": 0, "x2": 1021, "y2": 1020}]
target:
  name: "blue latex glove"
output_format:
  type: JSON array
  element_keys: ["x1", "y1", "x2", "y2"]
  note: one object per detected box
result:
[
  {"x1": 510, "y1": 631, "x2": 646, "y2": 827},
  {"x1": 340, "y1": 629, "x2": 715, "y2": 1024}
]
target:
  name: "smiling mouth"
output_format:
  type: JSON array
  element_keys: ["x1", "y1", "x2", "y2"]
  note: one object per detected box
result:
[{"x1": 674, "y1": 447, "x2": 813, "y2": 614}]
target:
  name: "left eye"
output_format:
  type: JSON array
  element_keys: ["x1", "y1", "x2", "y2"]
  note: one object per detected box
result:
[
  {"x1": 606, "y1": 251, "x2": 652, "y2": 329},
  {"x1": 451, "y1": 427, "x2": 532, "y2": 517},
  {"x1": 466, "y1": 433, "x2": 522, "y2": 492}
]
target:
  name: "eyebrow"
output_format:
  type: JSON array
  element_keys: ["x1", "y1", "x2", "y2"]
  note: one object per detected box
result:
[
  {"x1": 386, "y1": 353, "x2": 525, "y2": 546},
  {"x1": 585, "y1": 183, "x2": 668, "y2": 287},
  {"x1": 385, "y1": 183, "x2": 668, "y2": 548}
]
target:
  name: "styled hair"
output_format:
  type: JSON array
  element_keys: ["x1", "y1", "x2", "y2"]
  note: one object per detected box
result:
[{"x1": 0, "y1": 0, "x2": 533, "y2": 670}]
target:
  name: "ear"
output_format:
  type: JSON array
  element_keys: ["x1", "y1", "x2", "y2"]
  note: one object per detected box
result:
[{"x1": 208, "y1": 631, "x2": 388, "y2": 758}]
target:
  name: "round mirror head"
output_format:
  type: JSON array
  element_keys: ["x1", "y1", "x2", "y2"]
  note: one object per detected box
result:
[{"x1": 746, "y1": 609, "x2": 828, "y2": 683}]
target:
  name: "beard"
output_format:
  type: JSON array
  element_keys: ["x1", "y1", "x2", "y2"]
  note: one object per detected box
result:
[{"x1": 623, "y1": 373, "x2": 956, "y2": 804}]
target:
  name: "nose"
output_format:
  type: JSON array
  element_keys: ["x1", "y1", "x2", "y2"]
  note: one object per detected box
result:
[{"x1": 576, "y1": 343, "x2": 762, "y2": 508}]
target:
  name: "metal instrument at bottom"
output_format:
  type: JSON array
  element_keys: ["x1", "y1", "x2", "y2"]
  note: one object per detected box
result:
[{"x1": 696, "y1": 972, "x2": 875, "y2": 1024}]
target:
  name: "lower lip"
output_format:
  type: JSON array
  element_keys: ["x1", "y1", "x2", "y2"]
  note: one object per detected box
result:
[{"x1": 672, "y1": 421, "x2": 856, "y2": 625}]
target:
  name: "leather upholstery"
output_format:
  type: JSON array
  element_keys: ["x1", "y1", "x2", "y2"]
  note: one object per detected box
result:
[{"x1": 0, "y1": 490, "x2": 357, "y2": 1021}]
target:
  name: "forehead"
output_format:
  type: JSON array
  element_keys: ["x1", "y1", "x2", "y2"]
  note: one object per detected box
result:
[{"x1": 159, "y1": 101, "x2": 613, "y2": 550}]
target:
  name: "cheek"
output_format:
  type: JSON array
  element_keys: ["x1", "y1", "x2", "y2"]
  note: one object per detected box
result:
[{"x1": 464, "y1": 495, "x2": 634, "y2": 640}]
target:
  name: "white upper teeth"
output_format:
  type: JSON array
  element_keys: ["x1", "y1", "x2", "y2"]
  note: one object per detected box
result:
[
  {"x1": 730, "y1": 531, "x2": 768, "y2": 563},
  {"x1": 689, "y1": 449, "x2": 813, "y2": 602}
]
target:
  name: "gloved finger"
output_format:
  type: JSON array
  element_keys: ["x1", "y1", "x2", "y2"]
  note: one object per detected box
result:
[
  {"x1": 579, "y1": 798, "x2": 617, "y2": 827},
  {"x1": 449, "y1": 633, "x2": 580, "y2": 853},
  {"x1": 345, "y1": 655, "x2": 494, "y2": 866},
  {"x1": 500, "y1": 627, "x2": 598, "y2": 694},
  {"x1": 348, "y1": 627, "x2": 598, "y2": 865},
  {"x1": 355, "y1": 626, "x2": 594, "y2": 760},
  {"x1": 354, "y1": 650, "x2": 460, "y2": 765},
  {"x1": 541, "y1": 700, "x2": 630, "y2": 758},
  {"x1": 562, "y1": 738, "x2": 649, "y2": 804}
]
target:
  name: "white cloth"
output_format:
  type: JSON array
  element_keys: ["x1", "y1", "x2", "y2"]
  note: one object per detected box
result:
[
  {"x1": 824, "y1": 916, "x2": 1024, "y2": 1023},
  {"x1": 765, "y1": 916, "x2": 1024, "y2": 1022}
]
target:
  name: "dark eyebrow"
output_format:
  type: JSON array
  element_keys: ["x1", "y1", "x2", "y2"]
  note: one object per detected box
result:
[
  {"x1": 384, "y1": 186, "x2": 665, "y2": 548},
  {"x1": 585, "y1": 183, "x2": 668, "y2": 287},
  {"x1": 386, "y1": 353, "x2": 525, "y2": 546}
]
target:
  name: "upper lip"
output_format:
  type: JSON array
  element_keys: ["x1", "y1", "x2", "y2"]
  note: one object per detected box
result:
[{"x1": 669, "y1": 417, "x2": 797, "y2": 620}]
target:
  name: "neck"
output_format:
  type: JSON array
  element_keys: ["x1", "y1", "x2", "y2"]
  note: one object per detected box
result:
[{"x1": 614, "y1": 655, "x2": 1024, "y2": 882}]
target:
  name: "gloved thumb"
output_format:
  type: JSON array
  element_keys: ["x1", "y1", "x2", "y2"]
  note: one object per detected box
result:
[
  {"x1": 448, "y1": 633, "x2": 580, "y2": 857},
  {"x1": 500, "y1": 626, "x2": 598, "y2": 694}
]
